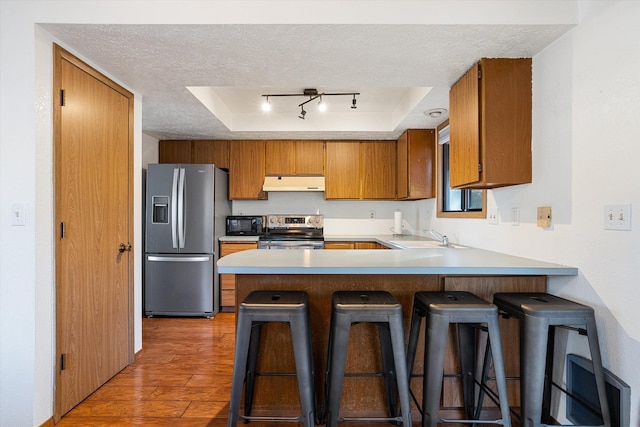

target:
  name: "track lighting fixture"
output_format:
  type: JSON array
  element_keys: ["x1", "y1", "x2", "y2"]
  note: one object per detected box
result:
[
  {"x1": 261, "y1": 96, "x2": 271, "y2": 112},
  {"x1": 261, "y1": 88, "x2": 360, "y2": 118}
]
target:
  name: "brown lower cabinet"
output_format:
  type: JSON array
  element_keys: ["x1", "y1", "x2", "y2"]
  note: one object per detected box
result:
[
  {"x1": 233, "y1": 273, "x2": 546, "y2": 418},
  {"x1": 324, "y1": 241, "x2": 390, "y2": 250},
  {"x1": 219, "y1": 242, "x2": 258, "y2": 310}
]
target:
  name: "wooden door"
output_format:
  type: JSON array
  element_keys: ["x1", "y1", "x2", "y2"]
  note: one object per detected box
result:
[{"x1": 53, "y1": 45, "x2": 133, "y2": 420}]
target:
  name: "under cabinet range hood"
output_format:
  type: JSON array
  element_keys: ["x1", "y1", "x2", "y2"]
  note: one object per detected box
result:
[{"x1": 262, "y1": 176, "x2": 325, "y2": 192}]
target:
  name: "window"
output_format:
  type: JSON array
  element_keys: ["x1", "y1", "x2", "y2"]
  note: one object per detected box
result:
[{"x1": 437, "y1": 122, "x2": 486, "y2": 218}]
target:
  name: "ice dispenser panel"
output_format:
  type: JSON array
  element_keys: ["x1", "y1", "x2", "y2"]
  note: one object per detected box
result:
[{"x1": 152, "y1": 196, "x2": 169, "y2": 224}]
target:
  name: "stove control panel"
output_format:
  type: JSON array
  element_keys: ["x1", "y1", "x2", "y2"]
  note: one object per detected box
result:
[{"x1": 266, "y1": 214, "x2": 324, "y2": 229}]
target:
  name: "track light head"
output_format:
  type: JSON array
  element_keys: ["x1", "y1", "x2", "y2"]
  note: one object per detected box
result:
[
  {"x1": 261, "y1": 96, "x2": 271, "y2": 112},
  {"x1": 298, "y1": 107, "x2": 306, "y2": 120},
  {"x1": 351, "y1": 95, "x2": 357, "y2": 109}
]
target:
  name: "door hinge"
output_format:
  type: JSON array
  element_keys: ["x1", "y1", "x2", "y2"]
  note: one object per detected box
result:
[
  {"x1": 478, "y1": 69, "x2": 482, "y2": 79},
  {"x1": 60, "y1": 89, "x2": 65, "y2": 106},
  {"x1": 60, "y1": 354, "x2": 66, "y2": 371},
  {"x1": 478, "y1": 163, "x2": 483, "y2": 172},
  {"x1": 60, "y1": 222, "x2": 66, "y2": 238}
]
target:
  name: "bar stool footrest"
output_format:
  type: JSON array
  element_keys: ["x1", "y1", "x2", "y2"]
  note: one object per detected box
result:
[
  {"x1": 240, "y1": 415, "x2": 303, "y2": 422},
  {"x1": 440, "y1": 418, "x2": 507, "y2": 425}
]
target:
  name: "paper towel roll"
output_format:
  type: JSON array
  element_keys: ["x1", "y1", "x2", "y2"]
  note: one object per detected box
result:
[{"x1": 394, "y1": 211, "x2": 402, "y2": 235}]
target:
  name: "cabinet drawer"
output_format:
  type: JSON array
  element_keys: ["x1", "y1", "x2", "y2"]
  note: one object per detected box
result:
[
  {"x1": 220, "y1": 242, "x2": 258, "y2": 256},
  {"x1": 221, "y1": 274, "x2": 235, "y2": 290}
]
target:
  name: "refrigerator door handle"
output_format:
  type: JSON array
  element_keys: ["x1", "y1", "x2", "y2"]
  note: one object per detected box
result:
[
  {"x1": 147, "y1": 255, "x2": 211, "y2": 262},
  {"x1": 177, "y1": 168, "x2": 186, "y2": 249},
  {"x1": 171, "y1": 168, "x2": 179, "y2": 249}
]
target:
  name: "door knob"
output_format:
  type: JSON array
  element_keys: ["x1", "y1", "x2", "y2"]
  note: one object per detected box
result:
[{"x1": 118, "y1": 243, "x2": 132, "y2": 253}]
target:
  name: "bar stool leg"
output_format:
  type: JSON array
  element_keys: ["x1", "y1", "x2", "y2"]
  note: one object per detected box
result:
[
  {"x1": 521, "y1": 315, "x2": 550, "y2": 427},
  {"x1": 290, "y1": 312, "x2": 316, "y2": 427},
  {"x1": 486, "y1": 316, "x2": 512, "y2": 427},
  {"x1": 228, "y1": 312, "x2": 252, "y2": 427},
  {"x1": 378, "y1": 323, "x2": 399, "y2": 419},
  {"x1": 541, "y1": 326, "x2": 556, "y2": 424},
  {"x1": 406, "y1": 304, "x2": 424, "y2": 385},
  {"x1": 243, "y1": 322, "x2": 262, "y2": 418},
  {"x1": 423, "y1": 313, "x2": 449, "y2": 427},
  {"x1": 325, "y1": 313, "x2": 352, "y2": 427},
  {"x1": 586, "y1": 317, "x2": 612, "y2": 426},
  {"x1": 389, "y1": 314, "x2": 412, "y2": 427},
  {"x1": 457, "y1": 323, "x2": 478, "y2": 420}
]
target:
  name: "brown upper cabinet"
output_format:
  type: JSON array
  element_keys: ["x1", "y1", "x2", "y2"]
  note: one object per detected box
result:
[
  {"x1": 449, "y1": 58, "x2": 532, "y2": 189},
  {"x1": 158, "y1": 140, "x2": 229, "y2": 169},
  {"x1": 325, "y1": 141, "x2": 396, "y2": 200},
  {"x1": 191, "y1": 140, "x2": 229, "y2": 169},
  {"x1": 158, "y1": 140, "x2": 192, "y2": 163},
  {"x1": 228, "y1": 140, "x2": 267, "y2": 200},
  {"x1": 397, "y1": 129, "x2": 435, "y2": 199},
  {"x1": 265, "y1": 140, "x2": 324, "y2": 176}
]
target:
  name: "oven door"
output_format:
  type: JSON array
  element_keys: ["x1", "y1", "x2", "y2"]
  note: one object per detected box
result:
[{"x1": 259, "y1": 239, "x2": 324, "y2": 249}]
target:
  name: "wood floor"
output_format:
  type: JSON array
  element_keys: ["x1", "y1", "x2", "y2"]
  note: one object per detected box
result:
[{"x1": 56, "y1": 314, "x2": 507, "y2": 426}]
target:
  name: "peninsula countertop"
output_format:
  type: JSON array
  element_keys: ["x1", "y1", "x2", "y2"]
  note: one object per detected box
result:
[{"x1": 217, "y1": 234, "x2": 578, "y2": 276}]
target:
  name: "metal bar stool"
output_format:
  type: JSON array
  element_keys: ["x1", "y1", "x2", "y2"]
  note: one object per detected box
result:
[
  {"x1": 322, "y1": 291, "x2": 412, "y2": 427},
  {"x1": 406, "y1": 291, "x2": 512, "y2": 427},
  {"x1": 488, "y1": 293, "x2": 611, "y2": 427},
  {"x1": 228, "y1": 290, "x2": 316, "y2": 427}
]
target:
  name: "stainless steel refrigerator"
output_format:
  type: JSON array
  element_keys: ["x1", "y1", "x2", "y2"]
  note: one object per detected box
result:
[{"x1": 144, "y1": 164, "x2": 230, "y2": 317}]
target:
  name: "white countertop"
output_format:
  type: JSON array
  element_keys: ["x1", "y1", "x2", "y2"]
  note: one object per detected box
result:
[{"x1": 217, "y1": 234, "x2": 578, "y2": 276}]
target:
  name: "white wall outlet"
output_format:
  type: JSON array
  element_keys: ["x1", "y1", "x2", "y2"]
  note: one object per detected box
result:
[
  {"x1": 487, "y1": 208, "x2": 498, "y2": 225},
  {"x1": 369, "y1": 210, "x2": 376, "y2": 220},
  {"x1": 604, "y1": 204, "x2": 632, "y2": 230},
  {"x1": 512, "y1": 207, "x2": 520, "y2": 226},
  {"x1": 11, "y1": 203, "x2": 26, "y2": 226}
]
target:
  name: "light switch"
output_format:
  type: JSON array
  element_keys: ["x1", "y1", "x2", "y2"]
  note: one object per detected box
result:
[
  {"x1": 537, "y1": 206, "x2": 552, "y2": 228},
  {"x1": 604, "y1": 204, "x2": 632, "y2": 230},
  {"x1": 11, "y1": 203, "x2": 26, "y2": 226}
]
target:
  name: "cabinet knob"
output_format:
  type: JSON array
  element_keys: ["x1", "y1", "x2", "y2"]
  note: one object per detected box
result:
[{"x1": 118, "y1": 243, "x2": 132, "y2": 253}]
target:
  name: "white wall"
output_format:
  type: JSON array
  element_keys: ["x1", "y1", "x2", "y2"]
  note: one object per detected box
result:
[
  {"x1": 427, "y1": 2, "x2": 640, "y2": 423},
  {"x1": 2, "y1": 1, "x2": 639, "y2": 426}
]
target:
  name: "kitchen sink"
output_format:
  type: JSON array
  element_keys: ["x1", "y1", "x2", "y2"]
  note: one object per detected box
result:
[{"x1": 389, "y1": 240, "x2": 466, "y2": 249}]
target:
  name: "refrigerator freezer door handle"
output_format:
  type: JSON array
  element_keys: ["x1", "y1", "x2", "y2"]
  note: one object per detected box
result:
[
  {"x1": 171, "y1": 168, "x2": 179, "y2": 249},
  {"x1": 147, "y1": 256, "x2": 211, "y2": 262},
  {"x1": 177, "y1": 168, "x2": 186, "y2": 249}
]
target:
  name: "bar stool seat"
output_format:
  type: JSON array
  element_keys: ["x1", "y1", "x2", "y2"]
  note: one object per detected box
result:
[
  {"x1": 323, "y1": 291, "x2": 412, "y2": 427},
  {"x1": 406, "y1": 291, "x2": 511, "y2": 427},
  {"x1": 228, "y1": 290, "x2": 316, "y2": 427},
  {"x1": 490, "y1": 292, "x2": 611, "y2": 427}
]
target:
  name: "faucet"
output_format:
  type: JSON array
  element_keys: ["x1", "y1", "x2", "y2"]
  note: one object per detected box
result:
[{"x1": 428, "y1": 229, "x2": 449, "y2": 247}]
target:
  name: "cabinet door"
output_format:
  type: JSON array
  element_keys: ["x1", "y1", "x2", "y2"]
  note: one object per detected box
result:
[
  {"x1": 397, "y1": 129, "x2": 435, "y2": 200},
  {"x1": 159, "y1": 140, "x2": 192, "y2": 164},
  {"x1": 449, "y1": 63, "x2": 481, "y2": 188},
  {"x1": 229, "y1": 140, "x2": 267, "y2": 200},
  {"x1": 265, "y1": 140, "x2": 296, "y2": 175},
  {"x1": 295, "y1": 141, "x2": 324, "y2": 175},
  {"x1": 325, "y1": 141, "x2": 360, "y2": 199},
  {"x1": 192, "y1": 140, "x2": 229, "y2": 169},
  {"x1": 361, "y1": 141, "x2": 396, "y2": 199},
  {"x1": 219, "y1": 242, "x2": 258, "y2": 310},
  {"x1": 396, "y1": 132, "x2": 409, "y2": 199}
]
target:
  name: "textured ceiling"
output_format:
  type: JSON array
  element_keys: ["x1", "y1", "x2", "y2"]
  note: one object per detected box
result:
[{"x1": 42, "y1": 21, "x2": 575, "y2": 140}]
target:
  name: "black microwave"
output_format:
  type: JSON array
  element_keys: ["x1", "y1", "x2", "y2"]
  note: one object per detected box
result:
[{"x1": 226, "y1": 216, "x2": 265, "y2": 236}]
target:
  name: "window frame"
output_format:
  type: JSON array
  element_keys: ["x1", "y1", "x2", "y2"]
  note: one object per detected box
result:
[{"x1": 436, "y1": 120, "x2": 486, "y2": 218}]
